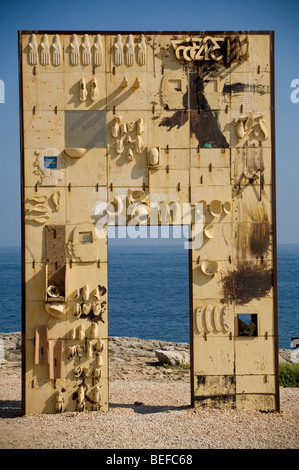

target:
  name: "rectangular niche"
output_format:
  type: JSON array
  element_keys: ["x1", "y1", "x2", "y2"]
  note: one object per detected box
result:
[
  {"x1": 238, "y1": 314, "x2": 258, "y2": 337},
  {"x1": 65, "y1": 110, "x2": 107, "y2": 149},
  {"x1": 45, "y1": 225, "x2": 66, "y2": 301},
  {"x1": 44, "y1": 156, "x2": 58, "y2": 169},
  {"x1": 79, "y1": 231, "x2": 93, "y2": 244}
]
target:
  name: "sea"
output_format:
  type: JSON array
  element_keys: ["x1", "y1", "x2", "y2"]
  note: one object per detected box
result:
[{"x1": 0, "y1": 241, "x2": 298, "y2": 350}]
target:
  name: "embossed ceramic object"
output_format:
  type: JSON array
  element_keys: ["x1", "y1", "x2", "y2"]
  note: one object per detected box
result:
[
  {"x1": 73, "y1": 303, "x2": 81, "y2": 319},
  {"x1": 90, "y1": 77, "x2": 99, "y2": 101},
  {"x1": 120, "y1": 76, "x2": 129, "y2": 88},
  {"x1": 209, "y1": 200, "x2": 222, "y2": 217},
  {"x1": 126, "y1": 148, "x2": 134, "y2": 162},
  {"x1": 64, "y1": 148, "x2": 87, "y2": 158},
  {"x1": 201, "y1": 260, "x2": 219, "y2": 276},
  {"x1": 137, "y1": 34, "x2": 146, "y2": 66},
  {"x1": 70, "y1": 34, "x2": 79, "y2": 65},
  {"x1": 79, "y1": 78, "x2": 88, "y2": 102},
  {"x1": 82, "y1": 34, "x2": 91, "y2": 65},
  {"x1": 55, "y1": 388, "x2": 65, "y2": 413},
  {"x1": 195, "y1": 306, "x2": 203, "y2": 334},
  {"x1": 148, "y1": 147, "x2": 159, "y2": 166},
  {"x1": 82, "y1": 285, "x2": 90, "y2": 301},
  {"x1": 91, "y1": 322, "x2": 99, "y2": 339},
  {"x1": 125, "y1": 35, "x2": 134, "y2": 66},
  {"x1": 45, "y1": 302, "x2": 66, "y2": 319},
  {"x1": 52, "y1": 191, "x2": 61, "y2": 210},
  {"x1": 47, "y1": 285, "x2": 60, "y2": 298},
  {"x1": 111, "y1": 116, "x2": 122, "y2": 138},
  {"x1": 213, "y1": 305, "x2": 222, "y2": 332},
  {"x1": 35, "y1": 148, "x2": 65, "y2": 187},
  {"x1": 135, "y1": 135, "x2": 144, "y2": 154},
  {"x1": 40, "y1": 34, "x2": 50, "y2": 65},
  {"x1": 116, "y1": 138, "x2": 124, "y2": 154},
  {"x1": 94, "y1": 34, "x2": 103, "y2": 66},
  {"x1": 77, "y1": 385, "x2": 86, "y2": 412},
  {"x1": 82, "y1": 303, "x2": 92, "y2": 315},
  {"x1": 114, "y1": 34, "x2": 123, "y2": 66},
  {"x1": 52, "y1": 34, "x2": 62, "y2": 66},
  {"x1": 204, "y1": 224, "x2": 214, "y2": 239},
  {"x1": 77, "y1": 324, "x2": 85, "y2": 340},
  {"x1": 204, "y1": 305, "x2": 214, "y2": 332},
  {"x1": 132, "y1": 77, "x2": 141, "y2": 88},
  {"x1": 28, "y1": 34, "x2": 38, "y2": 65},
  {"x1": 222, "y1": 201, "x2": 231, "y2": 215}
]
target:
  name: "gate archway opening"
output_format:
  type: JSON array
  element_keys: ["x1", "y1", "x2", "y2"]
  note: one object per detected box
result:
[{"x1": 107, "y1": 225, "x2": 192, "y2": 406}]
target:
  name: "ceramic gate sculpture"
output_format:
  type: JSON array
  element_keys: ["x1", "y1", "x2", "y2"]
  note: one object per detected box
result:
[{"x1": 19, "y1": 30, "x2": 279, "y2": 414}]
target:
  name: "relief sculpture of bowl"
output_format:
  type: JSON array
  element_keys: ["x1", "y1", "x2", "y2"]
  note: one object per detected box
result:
[
  {"x1": 64, "y1": 148, "x2": 87, "y2": 158},
  {"x1": 201, "y1": 259, "x2": 218, "y2": 276},
  {"x1": 209, "y1": 200, "x2": 222, "y2": 217},
  {"x1": 204, "y1": 224, "x2": 215, "y2": 239},
  {"x1": 223, "y1": 201, "x2": 231, "y2": 215}
]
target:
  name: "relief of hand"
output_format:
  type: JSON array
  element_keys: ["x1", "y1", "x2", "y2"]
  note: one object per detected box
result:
[
  {"x1": 114, "y1": 34, "x2": 123, "y2": 66},
  {"x1": 70, "y1": 34, "x2": 79, "y2": 66},
  {"x1": 125, "y1": 34, "x2": 134, "y2": 66},
  {"x1": 82, "y1": 34, "x2": 91, "y2": 66},
  {"x1": 52, "y1": 34, "x2": 62, "y2": 66},
  {"x1": 40, "y1": 34, "x2": 50, "y2": 66},
  {"x1": 137, "y1": 34, "x2": 146, "y2": 66},
  {"x1": 94, "y1": 34, "x2": 103, "y2": 66},
  {"x1": 28, "y1": 34, "x2": 38, "y2": 65}
]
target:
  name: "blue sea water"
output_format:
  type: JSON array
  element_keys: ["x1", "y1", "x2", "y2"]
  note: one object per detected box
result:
[{"x1": 0, "y1": 243, "x2": 298, "y2": 349}]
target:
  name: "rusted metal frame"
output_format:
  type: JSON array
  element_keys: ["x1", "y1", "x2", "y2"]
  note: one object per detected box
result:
[
  {"x1": 188, "y1": 231, "x2": 194, "y2": 408},
  {"x1": 18, "y1": 30, "x2": 26, "y2": 416},
  {"x1": 18, "y1": 30, "x2": 277, "y2": 413},
  {"x1": 185, "y1": 62, "x2": 194, "y2": 408},
  {"x1": 19, "y1": 30, "x2": 273, "y2": 36},
  {"x1": 270, "y1": 31, "x2": 280, "y2": 413}
]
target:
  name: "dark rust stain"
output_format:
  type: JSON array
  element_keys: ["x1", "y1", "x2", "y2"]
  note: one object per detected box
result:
[
  {"x1": 189, "y1": 73, "x2": 209, "y2": 110},
  {"x1": 196, "y1": 375, "x2": 236, "y2": 387},
  {"x1": 221, "y1": 262, "x2": 273, "y2": 305},
  {"x1": 194, "y1": 395, "x2": 236, "y2": 408},
  {"x1": 222, "y1": 82, "x2": 270, "y2": 95},
  {"x1": 236, "y1": 200, "x2": 271, "y2": 260},
  {"x1": 196, "y1": 375, "x2": 206, "y2": 386},
  {"x1": 249, "y1": 222, "x2": 271, "y2": 259},
  {"x1": 158, "y1": 72, "x2": 229, "y2": 148},
  {"x1": 190, "y1": 109, "x2": 229, "y2": 148}
]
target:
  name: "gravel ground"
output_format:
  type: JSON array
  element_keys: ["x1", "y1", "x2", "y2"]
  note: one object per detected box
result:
[
  {"x1": 0, "y1": 374, "x2": 298, "y2": 449},
  {"x1": 0, "y1": 333, "x2": 298, "y2": 449}
]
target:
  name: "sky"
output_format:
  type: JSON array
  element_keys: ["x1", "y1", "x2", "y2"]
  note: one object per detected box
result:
[{"x1": 0, "y1": 0, "x2": 298, "y2": 246}]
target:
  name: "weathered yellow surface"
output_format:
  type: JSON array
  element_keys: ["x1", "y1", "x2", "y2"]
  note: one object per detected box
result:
[{"x1": 20, "y1": 31, "x2": 278, "y2": 414}]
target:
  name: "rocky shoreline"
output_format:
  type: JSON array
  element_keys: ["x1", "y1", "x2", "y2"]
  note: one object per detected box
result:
[{"x1": 0, "y1": 331, "x2": 294, "y2": 366}]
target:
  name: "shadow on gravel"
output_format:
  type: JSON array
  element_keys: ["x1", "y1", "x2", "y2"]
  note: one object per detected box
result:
[
  {"x1": 0, "y1": 400, "x2": 22, "y2": 419},
  {"x1": 109, "y1": 403, "x2": 191, "y2": 414}
]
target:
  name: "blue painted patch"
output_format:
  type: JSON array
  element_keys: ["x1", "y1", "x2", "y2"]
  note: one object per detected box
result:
[
  {"x1": 44, "y1": 157, "x2": 57, "y2": 169},
  {"x1": 203, "y1": 142, "x2": 213, "y2": 148}
]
